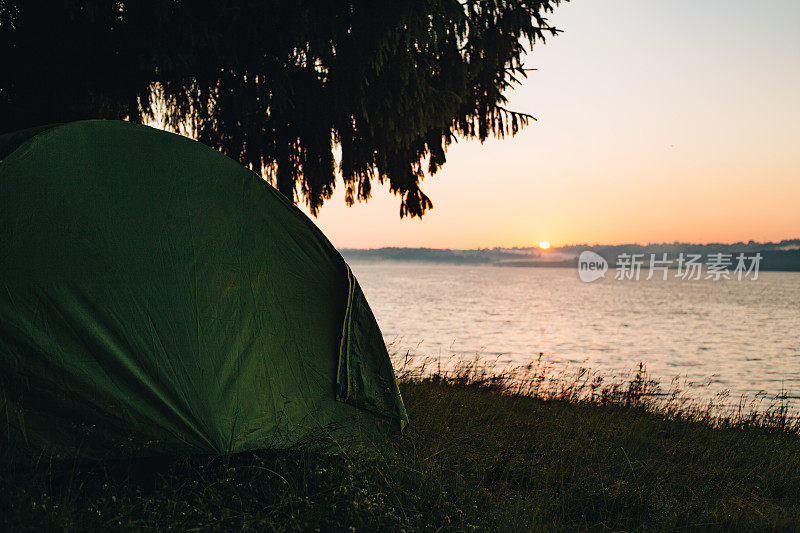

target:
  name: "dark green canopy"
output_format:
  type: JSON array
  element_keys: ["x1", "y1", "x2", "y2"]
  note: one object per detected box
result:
[{"x1": 0, "y1": 120, "x2": 407, "y2": 458}]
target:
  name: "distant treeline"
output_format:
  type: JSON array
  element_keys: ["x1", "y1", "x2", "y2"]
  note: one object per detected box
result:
[
  {"x1": 341, "y1": 247, "x2": 519, "y2": 264},
  {"x1": 340, "y1": 240, "x2": 800, "y2": 271}
]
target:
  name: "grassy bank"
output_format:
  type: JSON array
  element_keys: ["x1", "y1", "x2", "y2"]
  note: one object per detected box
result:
[{"x1": 2, "y1": 364, "x2": 799, "y2": 531}]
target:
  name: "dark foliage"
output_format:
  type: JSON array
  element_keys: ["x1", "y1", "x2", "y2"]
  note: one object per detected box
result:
[{"x1": 0, "y1": 0, "x2": 561, "y2": 216}]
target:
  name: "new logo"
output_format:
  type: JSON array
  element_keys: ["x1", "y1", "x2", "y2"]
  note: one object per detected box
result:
[{"x1": 578, "y1": 251, "x2": 608, "y2": 282}]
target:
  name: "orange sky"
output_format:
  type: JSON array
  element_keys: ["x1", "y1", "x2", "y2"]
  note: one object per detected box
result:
[{"x1": 303, "y1": 0, "x2": 800, "y2": 249}]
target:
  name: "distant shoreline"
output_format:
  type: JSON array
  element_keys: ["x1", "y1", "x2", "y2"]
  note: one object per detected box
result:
[{"x1": 341, "y1": 242, "x2": 800, "y2": 271}]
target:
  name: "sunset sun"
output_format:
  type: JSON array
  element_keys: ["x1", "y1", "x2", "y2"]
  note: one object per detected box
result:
[{"x1": 539, "y1": 241, "x2": 551, "y2": 250}]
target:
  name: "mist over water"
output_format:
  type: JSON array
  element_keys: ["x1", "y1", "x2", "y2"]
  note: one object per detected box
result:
[{"x1": 350, "y1": 262, "x2": 800, "y2": 407}]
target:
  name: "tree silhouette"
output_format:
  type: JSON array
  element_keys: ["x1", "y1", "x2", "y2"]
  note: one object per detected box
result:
[{"x1": 1, "y1": 1, "x2": 562, "y2": 217}]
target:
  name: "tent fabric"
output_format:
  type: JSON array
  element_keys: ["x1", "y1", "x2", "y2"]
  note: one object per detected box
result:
[{"x1": 0, "y1": 120, "x2": 407, "y2": 458}]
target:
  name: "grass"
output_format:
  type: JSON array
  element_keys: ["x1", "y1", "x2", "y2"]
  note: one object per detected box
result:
[{"x1": 2, "y1": 359, "x2": 799, "y2": 531}]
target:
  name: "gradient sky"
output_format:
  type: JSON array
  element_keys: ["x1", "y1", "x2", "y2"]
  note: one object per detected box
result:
[{"x1": 304, "y1": 0, "x2": 800, "y2": 249}]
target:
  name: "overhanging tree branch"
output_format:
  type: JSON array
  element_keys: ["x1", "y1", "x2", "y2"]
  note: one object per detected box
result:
[{"x1": 0, "y1": 0, "x2": 565, "y2": 218}]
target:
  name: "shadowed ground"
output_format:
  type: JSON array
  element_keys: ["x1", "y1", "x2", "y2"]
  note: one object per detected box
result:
[{"x1": 2, "y1": 365, "x2": 798, "y2": 531}]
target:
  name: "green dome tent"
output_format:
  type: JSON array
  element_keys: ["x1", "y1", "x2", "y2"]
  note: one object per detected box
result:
[{"x1": 0, "y1": 120, "x2": 407, "y2": 458}]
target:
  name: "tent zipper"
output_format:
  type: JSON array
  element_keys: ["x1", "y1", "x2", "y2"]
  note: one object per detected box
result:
[{"x1": 336, "y1": 264, "x2": 355, "y2": 400}]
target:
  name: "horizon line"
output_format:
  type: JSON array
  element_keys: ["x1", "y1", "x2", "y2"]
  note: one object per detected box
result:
[{"x1": 338, "y1": 238, "x2": 800, "y2": 251}]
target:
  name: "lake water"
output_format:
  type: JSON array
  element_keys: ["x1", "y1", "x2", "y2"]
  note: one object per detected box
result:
[{"x1": 349, "y1": 262, "x2": 800, "y2": 408}]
